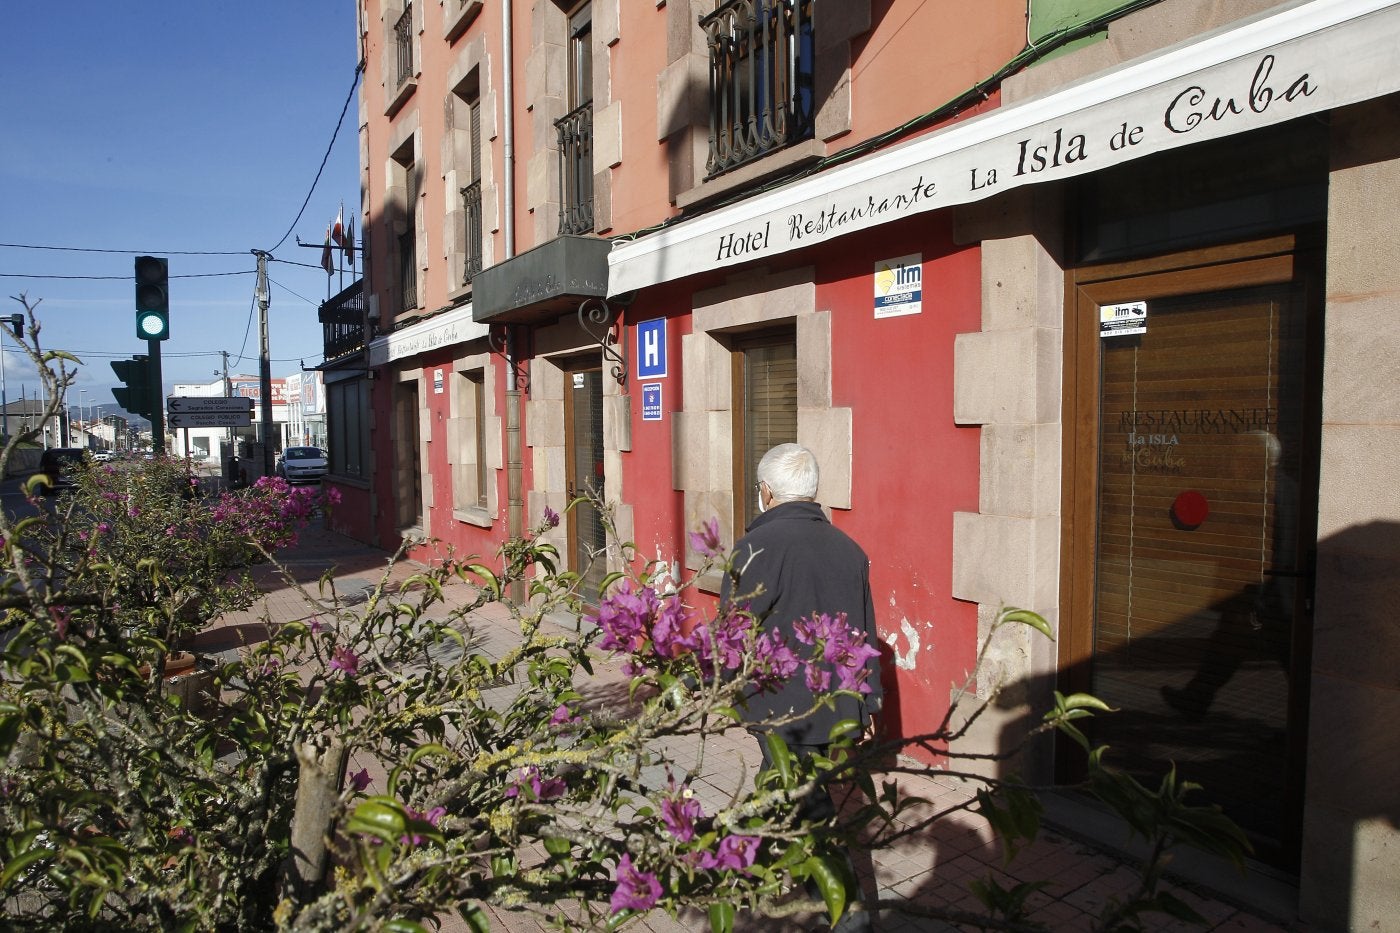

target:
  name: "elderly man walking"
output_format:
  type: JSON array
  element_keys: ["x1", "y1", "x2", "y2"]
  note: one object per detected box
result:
[{"x1": 720, "y1": 443, "x2": 882, "y2": 933}]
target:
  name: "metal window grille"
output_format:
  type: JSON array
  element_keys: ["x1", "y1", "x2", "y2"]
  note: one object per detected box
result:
[
  {"x1": 395, "y1": 3, "x2": 414, "y2": 86},
  {"x1": 555, "y1": 101, "x2": 594, "y2": 235},
  {"x1": 701, "y1": 0, "x2": 815, "y2": 178},
  {"x1": 398, "y1": 229, "x2": 417, "y2": 313},
  {"x1": 461, "y1": 180, "x2": 483, "y2": 282}
]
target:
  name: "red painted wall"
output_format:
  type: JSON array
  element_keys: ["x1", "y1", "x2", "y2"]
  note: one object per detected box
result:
[
  {"x1": 818, "y1": 212, "x2": 982, "y2": 752},
  {"x1": 614, "y1": 213, "x2": 982, "y2": 759}
]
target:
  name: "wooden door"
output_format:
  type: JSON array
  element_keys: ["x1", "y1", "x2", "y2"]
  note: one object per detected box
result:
[
  {"x1": 1060, "y1": 235, "x2": 1321, "y2": 866},
  {"x1": 564, "y1": 364, "x2": 607, "y2": 602}
]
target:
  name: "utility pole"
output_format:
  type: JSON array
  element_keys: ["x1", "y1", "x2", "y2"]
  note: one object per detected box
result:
[
  {"x1": 221, "y1": 350, "x2": 233, "y2": 458},
  {"x1": 253, "y1": 251, "x2": 275, "y2": 478}
]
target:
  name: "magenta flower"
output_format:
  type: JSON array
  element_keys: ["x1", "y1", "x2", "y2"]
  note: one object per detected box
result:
[
  {"x1": 751, "y1": 631, "x2": 800, "y2": 691},
  {"x1": 329, "y1": 646, "x2": 360, "y2": 677},
  {"x1": 687, "y1": 516, "x2": 722, "y2": 557},
  {"x1": 549, "y1": 704, "x2": 581, "y2": 728},
  {"x1": 661, "y1": 789, "x2": 705, "y2": 842},
  {"x1": 349, "y1": 768, "x2": 372, "y2": 792},
  {"x1": 542, "y1": 506, "x2": 560, "y2": 529},
  {"x1": 401, "y1": 805, "x2": 446, "y2": 846},
  {"x1": 51, "y1": 606, "x2": 70, "y2": 640},
  {"x1": 504, "y1": 766, "x2": 566, "y2": 801},
  {"x1": 591, "y1": 580, "x2": 661, "y2": 655},
  {"x1": 795, "y1": 612, "x2": 881, "y2": 694},
  {"x1": 804, "y1": 663, "x2": 831, "y2": 693},
  {"x1": 610, "y1": 853, "x2": 661, "y2": 914},
  {"x1": 699, "y1": 834, "x2": 761, "y2": 872},
  {"x1": 308, "y1": 616, "x2": 324, "y2": 634},
  {"x1": 650, "y1": 599, "x2": 697, "y2": 659}
]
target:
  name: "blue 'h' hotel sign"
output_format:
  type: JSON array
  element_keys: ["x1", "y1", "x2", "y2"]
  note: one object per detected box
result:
[{"x1": 636, "y1": 318, "x2": 667, "y2": 379}]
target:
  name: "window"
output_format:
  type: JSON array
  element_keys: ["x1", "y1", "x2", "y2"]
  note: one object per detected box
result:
[
  {"x1": 394, "y1": 3, "x2": 415, "y2": 86},
  {"x1": 462, "y1": 95, "x2": 483, "y2": 282},
  {"x1": 556, "y1": 3, "x2": 594, "y2": 235},
  {"x1": 731, "y1": 328, "x2": 797, "y2": 529},
  {"x1": 391, "y1": 139, "x2": 419, "y2": 314},
  {"x1": 454, "y1": 368, "x2": 490, "y2": 512},
  {"x1": 327, "y1": 378, "x2": 370, "y2": 480},
  {"x1": 701, "y1": 0, "x2": 815, "y2": 178}
]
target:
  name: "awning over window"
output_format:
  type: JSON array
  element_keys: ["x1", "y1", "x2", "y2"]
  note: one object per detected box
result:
[{"x1": 607, "y1": 0, "x2": 1400, "y2": 296}]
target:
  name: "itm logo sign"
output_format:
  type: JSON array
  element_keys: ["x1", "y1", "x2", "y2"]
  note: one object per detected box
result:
[{"x1": 874, "y1": 254, "x2": 923, "y2": 319}]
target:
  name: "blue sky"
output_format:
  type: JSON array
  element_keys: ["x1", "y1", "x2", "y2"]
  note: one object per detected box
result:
[{"x1": 2, "y1": 2, "x2": 360, "y2": 421}]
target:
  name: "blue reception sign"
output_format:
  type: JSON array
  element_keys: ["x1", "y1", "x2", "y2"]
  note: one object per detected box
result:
[
  {"x1": 641, "y1": 383, "x2": 663, "y2": 421},
  {"x1": 636, "y1": 317, "x2": 667, "y2": 379}
]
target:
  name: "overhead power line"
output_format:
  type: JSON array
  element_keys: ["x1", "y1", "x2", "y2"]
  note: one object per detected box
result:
[
  {"x1": 0, "y1": 271, "x2": 252, "y2": 281},
  {"x1": 263, "y1": 63, "x2": 363, "y2": 254},
  {"x1": 0, "y1": 243, "x2": 248, "y2": 256}
]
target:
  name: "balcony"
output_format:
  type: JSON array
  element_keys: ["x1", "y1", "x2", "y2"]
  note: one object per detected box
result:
[
  {"x1": 462, "y1": 179, "x2": 483, "y2": 283},
  {"x1": 319, "y1": 279, "x2": 366, "y2": 363},
  {"x1": 700, "y1": 0, "x2": 815, "y2": 178},
  {"x1": 555, "y1": 100, "x2": 594, "y2": 236}
]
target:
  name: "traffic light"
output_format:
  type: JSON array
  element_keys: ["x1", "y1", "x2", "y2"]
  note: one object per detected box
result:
[
  {"x1": 134, "y1": 256, "x2": 169, "y2": 340},
  {"x1": 111, "y1": 355, "x2": 153, "y2": 419}
]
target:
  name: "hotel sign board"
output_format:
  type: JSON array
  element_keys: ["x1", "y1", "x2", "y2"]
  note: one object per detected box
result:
[{"x1": 608, "y1": 0, "x2": 1400, "y2": 295}]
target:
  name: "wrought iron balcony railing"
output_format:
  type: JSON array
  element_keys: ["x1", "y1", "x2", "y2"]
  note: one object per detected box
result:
[
  {"x1": 462, "y1": 179, "x2": 483, "y2": 283},
  {"x1": 319, "y1": 279, "x2": 365, "y2": 362},
  {"x1": 555, "y1": 100, "x2": 594, "y2": 235},
  {"x1": 700, "y1": 0, "x2": 815, "y2": 178},
  {"x1": 394, "y1": 3, "x2": 414, "y2": 87}
]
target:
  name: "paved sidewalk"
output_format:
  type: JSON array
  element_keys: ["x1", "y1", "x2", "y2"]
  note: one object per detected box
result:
[{"x1": 199, "y1": 522, "x2": 1307, "y2": 933}]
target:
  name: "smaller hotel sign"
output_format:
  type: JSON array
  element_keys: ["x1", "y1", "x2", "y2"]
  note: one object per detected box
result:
[{"x1": 874, "y1": 254, "x2": 923, "y2": 318}]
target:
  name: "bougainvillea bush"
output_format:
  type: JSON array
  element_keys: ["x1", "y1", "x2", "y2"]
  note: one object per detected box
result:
[{"x1": 0, "y1": 298, "x2": 1247, "y2": 932}]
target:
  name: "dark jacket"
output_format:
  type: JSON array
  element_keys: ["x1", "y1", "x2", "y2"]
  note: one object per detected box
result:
[{"x1": 720, "y1": 500, "x2": 883, "y2": 744}]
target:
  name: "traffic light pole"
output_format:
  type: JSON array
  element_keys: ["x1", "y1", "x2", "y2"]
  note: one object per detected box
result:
[{"x1": 148, "y1": 339, "x2": 164, "y2": 455}]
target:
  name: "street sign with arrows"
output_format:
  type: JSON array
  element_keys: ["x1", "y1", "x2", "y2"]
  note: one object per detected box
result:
[{"x1": 167, "y1": 396, "x2": 254, "y2": 414}]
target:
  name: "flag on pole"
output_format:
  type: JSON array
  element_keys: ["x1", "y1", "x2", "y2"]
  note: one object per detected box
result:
[
  {"x1": 331, "y1": 203, "x2": 345, "y2": 248},
  {"x1": 321, "y1": 223, "x2": 334, "y2": 275},
  {"x1": 343, "y1": 213, "x2": 355, "y2": 264}
]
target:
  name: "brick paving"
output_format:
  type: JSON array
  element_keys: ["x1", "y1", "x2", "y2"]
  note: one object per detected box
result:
[{"x1": 197, "y1": 520, "x2": 1311, "y2": 932}]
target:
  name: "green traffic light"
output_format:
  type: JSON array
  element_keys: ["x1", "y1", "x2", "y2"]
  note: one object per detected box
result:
[{"x1": 134, "y1": 256, "x2": 169, "y2": 341}]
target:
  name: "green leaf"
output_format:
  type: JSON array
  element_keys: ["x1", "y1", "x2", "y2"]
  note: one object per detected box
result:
[
  {"x1": 827, "y1": 718, "x2": 860, "y2": 744},
  {"x1": 597, "y1": 571, "x2": 626, "y2": 598},
  {"x1": 763, "y1": 733, "x2": 794, "y2": 787},
  {"x1": 345, "y1": 798, "x2": 408, "y2": 843},
  {"x1": 802, "y1": 854, "x2": 849, "y2": 925},
  {"x1": 407, "y1": 743, "x2": 452, "y2": 766},
  {"x1": 459, "y1": 903, "x2": 491, "y2": 933},
  {"x1": 1000, "y1": 607, "x2": 1053, "y2": 639},
  {"x1": 1152, "y1": 890, "x2": 1207, "y2": 924},
  {"x1": 543, "y1": 837, "x2": 572, "y2": 857},
  {"x1": 0, "y1": 846, "x2": 55, "y2": 888},
  {"x1": 383, "y1": 921, "x2": 429, "y2": 933},
  {"x1": 465, "y1": 564, "x2": 501, "y2": 599},
  {"x1": 1059, "y1": 692, "x2": 1114, "y2": 712},
  {"x1": 708, "y1": 901, "x2": 735, "y2": 933}
]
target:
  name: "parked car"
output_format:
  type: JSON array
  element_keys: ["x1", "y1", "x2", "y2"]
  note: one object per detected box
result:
[
  {"x1": 92, "y1": 451, "x2": 114, "y2": 462},
  {"x1": 36, "y1": 447, "x2": 88, "y2": 495},
  {"x1": 274, "y1": 446, "x2": 328, "y2": 485}
]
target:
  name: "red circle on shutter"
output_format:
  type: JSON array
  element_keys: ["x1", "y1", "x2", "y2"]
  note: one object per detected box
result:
[{"x1": 1172, "y1": 490, "x2": 1210, "y2": 528}]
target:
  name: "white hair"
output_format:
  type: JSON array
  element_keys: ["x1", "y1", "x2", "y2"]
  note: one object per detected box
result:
[{"x1": 757, "y1": 443, "x2": 819, "y2": 503}]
